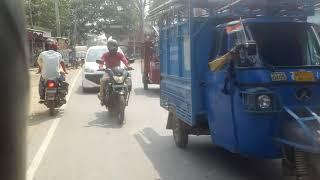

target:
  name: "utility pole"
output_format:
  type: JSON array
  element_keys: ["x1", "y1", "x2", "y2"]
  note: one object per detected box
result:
[
  {"x1": 139, "y1": 0, "x2": 146, "y2": 42},
  {"x1": 28, "y1": 0, "x2": 34, "y2": 27},
  {"x1": 72, "y1": 0, "x2": 78, "y2": 46},
  {"x1": 133, "y1": 0, "x2": 146, "y2": 57},
  {"x1": 54, "y1": 0, "x2": 61, "y2": 37},
  {"x1": 28, "y1": 0, "x2": 34, "y2": 66}
]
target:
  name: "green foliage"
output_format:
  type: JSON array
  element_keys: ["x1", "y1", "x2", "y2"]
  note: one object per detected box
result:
[
  {"x1": 25, "y1": 0, "x2": 72, "y2": 37},
  {"x1": 25, "y1": 0, "x2": 140, "y2": 43}
]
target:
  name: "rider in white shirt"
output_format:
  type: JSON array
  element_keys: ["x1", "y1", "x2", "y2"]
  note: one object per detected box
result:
[{"x1": 37, "y1": 39, "x2": 68, "y2": 101}]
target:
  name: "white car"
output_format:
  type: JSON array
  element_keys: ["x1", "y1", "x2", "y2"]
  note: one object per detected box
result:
[{"x1": 82, "y1": 46, "x2": 125, "y2": 92}]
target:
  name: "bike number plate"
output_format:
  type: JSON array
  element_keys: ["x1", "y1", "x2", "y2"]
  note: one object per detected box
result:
[{"x1": 46, "y1": 92, "x2": 56, "y2": 100}]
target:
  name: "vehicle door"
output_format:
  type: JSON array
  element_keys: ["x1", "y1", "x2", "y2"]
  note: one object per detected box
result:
[{"x1": 206, "y1": 26, "x2": 242, "y2": 152}]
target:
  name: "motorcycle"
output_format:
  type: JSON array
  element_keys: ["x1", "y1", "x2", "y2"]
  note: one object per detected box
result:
[
  {"x1": 96, "y1": 60, "x2": 133, "y2": 124},
  {"x1": 41, "y1": 78, "x2": 69, "y2": 116}
]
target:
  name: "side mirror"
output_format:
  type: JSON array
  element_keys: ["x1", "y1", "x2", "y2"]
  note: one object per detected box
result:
[
  {"x1": 96, "y1": 60, "x2": 103, "y2": 64},
  {"x1": 235, "y1": 41, "x2": 257, "y2": 67},
  {"x1": 239, "y1": 41, "x2": 257, "y2": 58}
]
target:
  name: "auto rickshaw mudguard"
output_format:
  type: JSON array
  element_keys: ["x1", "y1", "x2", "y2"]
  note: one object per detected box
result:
[{"x1": 275, "y1": 106, "x2": 320, "y2": 153}]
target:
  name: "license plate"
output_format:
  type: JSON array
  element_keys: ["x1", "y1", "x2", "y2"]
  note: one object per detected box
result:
[
  {"x1": 113, "y1": 85, "x2": 127, "y2": 88},
  {"x1": 46, "y1": 97, "x2": 55, "y2": 100},
  {"x1": 46, "y1": 94, "x2": 55, "y2": 100},
  {"x1": 292, "y1": 71, "x2": 316, "y2": 82}
]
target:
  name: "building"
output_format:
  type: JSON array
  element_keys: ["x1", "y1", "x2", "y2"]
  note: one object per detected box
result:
[{"x1": 26, "y1": 27, "x2": 52, "y2": 66}]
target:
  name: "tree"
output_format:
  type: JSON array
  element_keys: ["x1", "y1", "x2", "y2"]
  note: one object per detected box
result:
[
  {"x1": 150, "y1": 0, "x2": 169, "y2": 10},
  {"x1": 25, "y1": 0, "x2": 141, "y2": 43},
  {"x1": 25, "y1": 0, "x2": 73, "y2": 37}
]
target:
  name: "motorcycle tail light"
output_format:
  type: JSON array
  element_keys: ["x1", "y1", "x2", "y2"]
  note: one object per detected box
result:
[{"x1": 47, "y1": 81, "x2": 56, "y2": 88}]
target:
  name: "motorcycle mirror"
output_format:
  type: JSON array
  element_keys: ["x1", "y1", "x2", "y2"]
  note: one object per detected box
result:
[{"x1": 96, "y1": 60, "x2": 103, "y2": 64}]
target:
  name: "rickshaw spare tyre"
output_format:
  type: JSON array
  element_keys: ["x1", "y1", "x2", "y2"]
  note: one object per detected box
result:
[{"x1": 172, "y1": 114, "x2": 189, "y2": 149}]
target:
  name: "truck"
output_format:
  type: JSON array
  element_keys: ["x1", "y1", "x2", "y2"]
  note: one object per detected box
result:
[{"x1": 151, "y1": 0, "x2": 320, "y2": 178}]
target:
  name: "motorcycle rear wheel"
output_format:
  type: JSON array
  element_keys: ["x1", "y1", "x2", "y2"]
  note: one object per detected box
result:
[{"x1": 49, "y1": 108, "x2": 55, "y2": 116}]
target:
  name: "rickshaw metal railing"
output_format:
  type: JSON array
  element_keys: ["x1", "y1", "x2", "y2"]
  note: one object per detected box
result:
[{"x1": 275, "y1": 106, "x2": 320, "y2": 153}]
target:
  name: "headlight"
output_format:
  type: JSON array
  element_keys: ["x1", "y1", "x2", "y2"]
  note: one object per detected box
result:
[
  {"x1": 84, "y1": 68, "x2": 94, "y2": 73},
  {"x1": 113, "y1": 76, "x2": 125, "y2": 83},
  {"x1": 257, "y1": 95, "x2": 272, "y2": 109}
]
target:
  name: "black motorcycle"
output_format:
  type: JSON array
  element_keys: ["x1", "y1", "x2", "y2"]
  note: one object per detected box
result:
[
  {"x1": 41, "y1": 79, "x2": 69, "y2": 116},
  {"x1": 97, "y1": 60, "x2": 133, "y2": 124}
]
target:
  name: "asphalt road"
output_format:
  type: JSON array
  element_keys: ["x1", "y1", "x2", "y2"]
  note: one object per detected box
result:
[{"x1": 27, "y1": 62, "x2": 297, "y2": 180}]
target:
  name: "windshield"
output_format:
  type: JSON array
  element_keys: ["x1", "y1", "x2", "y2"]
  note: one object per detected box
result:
[
  {"x1": 247, "y1": 23, "x2": 320, "y2": 67},
  {"x1": 86, "y1": 48, "x2": 107, "y2": 62}
]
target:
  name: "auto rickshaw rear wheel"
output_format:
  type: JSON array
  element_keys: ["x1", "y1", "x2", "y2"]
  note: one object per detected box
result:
[
  {"x1": 49, "y1": 108, "x2": 55, "y2": 116},
  {"x1": 172, "y1": 114, "x2": 189, "y2": 149}
]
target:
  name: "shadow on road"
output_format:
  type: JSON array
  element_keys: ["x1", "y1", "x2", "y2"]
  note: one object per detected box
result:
[
  {"x1": 28, "y1": 109, "x2": 64, "y2": 126},
  {"x1": 85, "y1": 111, "x2": 123, "y2": 129},
  {"x1": 133, "y1": 87, "x2": 160, "y2": 98},
  {"x1": 75, "y1": 86, "x2": 99, "y2": 95},
  {"x1": 134, "y1": 127, "x2": 288, "y2": 180}
]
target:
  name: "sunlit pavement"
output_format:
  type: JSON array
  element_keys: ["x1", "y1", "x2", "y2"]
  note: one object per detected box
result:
[
  {"x1": 27, "y1": 61, "x2": 288, "y2": 180},
  {"x1": 27, "y1": 68, "x2": 81, "y2": 170}
]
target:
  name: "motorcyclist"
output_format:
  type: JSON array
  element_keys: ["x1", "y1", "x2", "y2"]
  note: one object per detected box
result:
[
  {"x1": 37, "y1": 39, "x2": 68, "y2": 102},
  {"x1": 98, "y1": 39, "x2": 131, "y2": 104}
]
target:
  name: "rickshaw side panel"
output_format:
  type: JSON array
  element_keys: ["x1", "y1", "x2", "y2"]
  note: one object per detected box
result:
[
  {"x1": 160, "y1": 23, "x2": 193, "y2": 124},
  {"x1": 160, "y1": 18, "x2": 213, "y2": 126},
  {"x1": 206, "y1": 70, "x2": 239, "y2": 152},
  {"x1": 190, "y1": 18, "x2": 215, "y2": 125}
]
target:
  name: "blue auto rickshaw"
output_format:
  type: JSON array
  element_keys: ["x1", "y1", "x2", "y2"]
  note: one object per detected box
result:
[{"x1": 151, "y1": 0, "x2": 320, "y2": 178}]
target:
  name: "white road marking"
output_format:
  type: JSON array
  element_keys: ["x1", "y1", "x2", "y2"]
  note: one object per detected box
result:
[
  {"x1": 27, "y1": 69, "x2": 82, "y2": 180},
  {"x1": 26, "y1": 117, "x2": 60, "y2": 180}
]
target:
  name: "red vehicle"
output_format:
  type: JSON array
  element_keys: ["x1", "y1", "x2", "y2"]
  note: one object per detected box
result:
[{"x1": 142, "y1": 40, "x2": 160, "y2": 90}]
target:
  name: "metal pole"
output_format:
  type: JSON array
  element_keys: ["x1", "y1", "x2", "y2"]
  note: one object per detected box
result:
[
  {"x1": 28, "y1": 0, "x2": 35, "y2": 66},
  {"x1": 28, "y1": 0, "x2": 34, "y2": 27},
  {"x1": 139, "y1": 0, "x2": 145, "y2": 42},
  {"x1": 54, "y1": 0, "x2": 61, "y2": 37},
  {"x1": 133, "y1": 35, "x2": 136, "y2": 56},
  {"x1": 72, "y1": 0, "x2": 79, "y2": 45}
]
